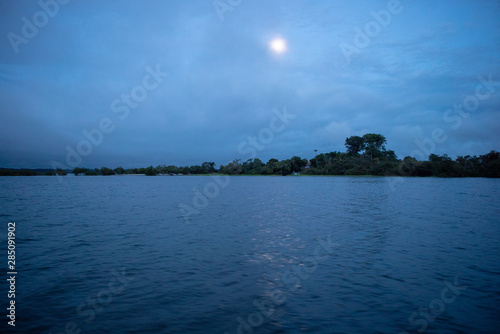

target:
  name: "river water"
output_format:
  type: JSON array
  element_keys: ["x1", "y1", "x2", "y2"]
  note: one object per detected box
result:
[{"x1": 0, "y1": 175, "x2": 499, "y2": 333}]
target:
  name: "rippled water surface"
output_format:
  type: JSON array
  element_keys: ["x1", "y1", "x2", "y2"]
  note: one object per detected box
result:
[{"x1": 0, "y1": 175, "x2": 499, "y2": 333}]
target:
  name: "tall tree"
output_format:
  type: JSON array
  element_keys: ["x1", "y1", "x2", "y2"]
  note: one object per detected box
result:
[
  {"x1": 345, "y1": 136, "x2": 365, "y2": 154},
  {"x1": 362, "y1": 133, "x2": 386, "y2": 159}
]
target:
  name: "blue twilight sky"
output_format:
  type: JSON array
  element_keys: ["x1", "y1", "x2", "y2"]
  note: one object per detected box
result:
[{"x1": 0, "y1": 0, "x2": 499, "y2": 168}]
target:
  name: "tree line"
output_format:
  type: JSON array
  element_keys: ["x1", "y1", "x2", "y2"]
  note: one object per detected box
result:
[
  {"x1": 0, "y1": 168, "x2": 67, "y2": 176},
  {"x1": 71, "y1": 162, "x2": 217, "y2": 176},
  {"x1": 219, "y1": 133, "x2": 500, "y2": 177},
  {"x1": 1, "y1": 134, "x2": 499, "y2": 177}
]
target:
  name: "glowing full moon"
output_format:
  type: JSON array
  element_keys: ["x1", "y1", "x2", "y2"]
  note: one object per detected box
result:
[{"x1": 270, "y1": 38, "x2": 287, "y2": 54}]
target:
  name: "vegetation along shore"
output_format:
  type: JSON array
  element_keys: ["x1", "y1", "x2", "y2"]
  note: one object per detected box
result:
[{"x1": 2, "y1": 134, "x2": 499, "y2": 178}]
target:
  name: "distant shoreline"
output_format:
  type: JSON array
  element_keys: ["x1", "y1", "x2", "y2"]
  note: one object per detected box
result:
[
  {"x1": 2, "y1": 137, "x2": 499, "y2": 178},
  {"x1": 1, "y1": 172, "x2": 498, "y2": 179}
]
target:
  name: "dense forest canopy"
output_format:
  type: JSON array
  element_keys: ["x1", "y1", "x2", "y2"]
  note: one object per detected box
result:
[{"x1": 1, "y1": 134, "x2": 499, "y2": 177}]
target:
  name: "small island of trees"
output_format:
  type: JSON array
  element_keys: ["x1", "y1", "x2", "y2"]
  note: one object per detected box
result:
[{"x1": 1, "y1": 134, "x2": 499, "y2": 177}]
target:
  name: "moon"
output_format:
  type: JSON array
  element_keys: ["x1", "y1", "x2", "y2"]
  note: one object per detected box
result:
[{"x1": 270, "y1": 37, "x2": 287, "y2": 54}]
